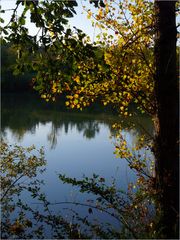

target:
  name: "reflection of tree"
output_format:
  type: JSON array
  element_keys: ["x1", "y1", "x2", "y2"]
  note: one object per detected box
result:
[
  {"x1": 47, "y1": 123, "x2": 59, "y2": 149},
  {"x1": 11, "y1": 129, "x2": 27, "y2": 142},
  {"x1": 82, "y1": 121, "x2": 100, "y2": 139},
  {"x1": 1, "y1": 94, "x2": 153, "y2": 148}
]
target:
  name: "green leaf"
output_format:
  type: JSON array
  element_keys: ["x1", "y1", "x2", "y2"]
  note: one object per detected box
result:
[
  {"x1": 63, "y1": 9, "x2": 73, "y2": 18},
  {"x1": 19, "y1": 17, "x2": 25, "y2": 25},
  {"x1": 0, "y1": 18, "x2": 4, "y2": 23},
  {"x1": 74, "y1": 99, "x2": 78, "y2": 104}
]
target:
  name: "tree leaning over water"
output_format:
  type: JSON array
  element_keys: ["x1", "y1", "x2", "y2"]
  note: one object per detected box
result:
[{"x1": 1, "y1": 0, "x2": 179, "y2": 238}]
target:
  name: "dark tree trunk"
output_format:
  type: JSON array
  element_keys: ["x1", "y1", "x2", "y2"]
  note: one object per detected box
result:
[{"x1": 154, "y1": 1, "x2": 179, "y2": 238}]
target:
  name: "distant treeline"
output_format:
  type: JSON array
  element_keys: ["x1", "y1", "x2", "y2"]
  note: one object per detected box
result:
[
  {"x1": 2, "y1": 40, "x2": 179, "y2": 93},
  {"x1": 1, "y1": 41, "x2": 35, "y2": 92}
]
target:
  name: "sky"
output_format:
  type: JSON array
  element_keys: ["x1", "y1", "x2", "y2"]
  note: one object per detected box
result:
[
  {"x1": 1, "y1": 0, "x2": 102, "y2": 42},
  {"x1": 1, "y1": 0, "x2": 179, "y2": 44}
]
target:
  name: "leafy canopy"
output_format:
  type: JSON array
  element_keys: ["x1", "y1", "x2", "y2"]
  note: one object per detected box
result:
[{"x1": 2, "y1": 0, "x2": 156, "y2": 115}]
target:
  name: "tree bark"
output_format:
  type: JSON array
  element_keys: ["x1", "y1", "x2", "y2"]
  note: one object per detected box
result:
[{"x1": 154, "y1": 1, "x2": 179, "y2": 238}]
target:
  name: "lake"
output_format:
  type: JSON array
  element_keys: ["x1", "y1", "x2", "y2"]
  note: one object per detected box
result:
[{"x1": 1, "y1": 93, "x2": 153, "y2": 238}]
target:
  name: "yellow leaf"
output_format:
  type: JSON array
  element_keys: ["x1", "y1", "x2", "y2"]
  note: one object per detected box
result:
[
  {"x1": 41, "y1": 94, "x2": 46, "y2": 99},
  {"x1": 98, "y1": 8, "x2": 103, "y2": 17},
  {"x1": 52, "y1": 83, "x2": 57, "y2": 93},
  {"x1": 87, "y1": 10, "x2": 92, "y2": 19},
  {"x1": 74, "y1": 94, "x2": 79, "y2": 99},
  {"x1": 132, "y1": 59, "x2": 136, "y2": 64},
  {"x1": 74, "y1": 76, "x2": 80, "y2": 83}
]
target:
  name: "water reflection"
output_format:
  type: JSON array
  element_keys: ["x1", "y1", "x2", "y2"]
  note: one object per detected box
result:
[
  {"x1": 1, "y1": 94, "x2": 153, "y2": 149},
  {"x1": 1, "y1": 93, "x2": 154, "y2": 239}
]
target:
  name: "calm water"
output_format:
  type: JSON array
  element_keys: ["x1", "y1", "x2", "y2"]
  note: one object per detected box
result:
[{"x1": 1, "y1": 93, "x2": 153, "y2": 237}]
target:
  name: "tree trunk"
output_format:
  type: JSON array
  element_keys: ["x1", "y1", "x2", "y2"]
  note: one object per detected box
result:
[{"x1": 154, "y1": 1, "x2": 179, "y2": 238}]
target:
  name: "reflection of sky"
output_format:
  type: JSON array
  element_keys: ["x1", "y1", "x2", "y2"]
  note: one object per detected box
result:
[
  {"x1": 4, "y1": 118, "x2": 138, "y2": 235},
  {"x1": 4, "y1": 121, "x2": 136, "y2": 192},
  {"x1": 2, "y1": 95, "x2": 155, "y2": 238},
  {"x1": 2, "y1": 90, "x2": 154, "y2": 234}
]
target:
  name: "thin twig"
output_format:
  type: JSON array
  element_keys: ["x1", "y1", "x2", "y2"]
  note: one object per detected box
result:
[
  {"x1": 32, "y1": 200, "x2": 138, "y2": 238},
  {"x1": 1, "y1": 173, "x2": 24, "y2": 201}
]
